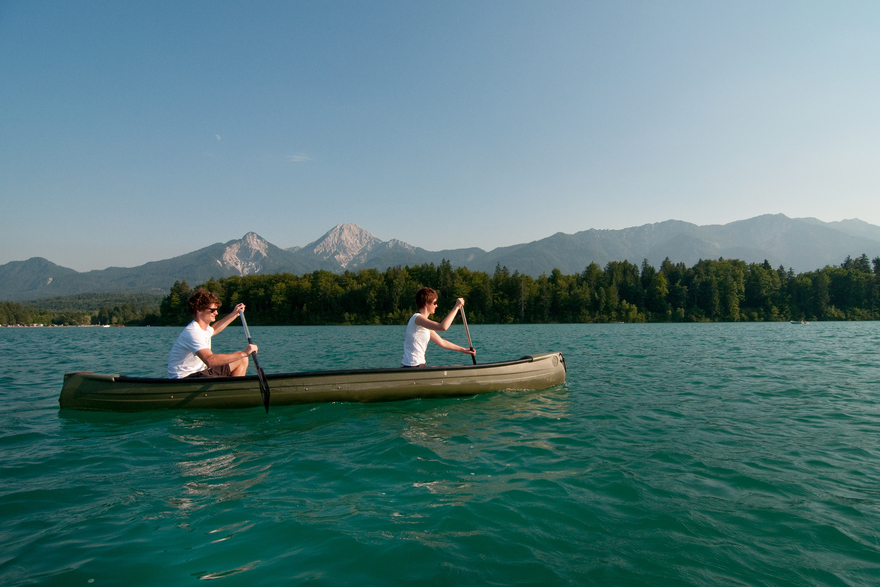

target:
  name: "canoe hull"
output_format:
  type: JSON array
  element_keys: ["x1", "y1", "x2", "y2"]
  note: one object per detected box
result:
[{"x1": 59, "y1": 352, "x2": 567, "y2": 412}]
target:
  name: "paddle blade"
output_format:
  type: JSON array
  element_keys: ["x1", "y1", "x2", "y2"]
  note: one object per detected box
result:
[
  {"x1": 257, "y1": 367, "x2": 270, "y2": 413},
  {"x1": 252, "y1": 352, "x2": 270, "y2": 413}
]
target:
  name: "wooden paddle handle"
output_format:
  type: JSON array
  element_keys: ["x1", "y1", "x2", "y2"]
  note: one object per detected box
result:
[{"x1": 460, "y1": 306, "x2": 476, "y2": 365}]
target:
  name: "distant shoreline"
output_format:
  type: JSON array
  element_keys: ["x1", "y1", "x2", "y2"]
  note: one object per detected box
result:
[{"x1": 1, "y1": 324, "x2": 124, "y2": 328}]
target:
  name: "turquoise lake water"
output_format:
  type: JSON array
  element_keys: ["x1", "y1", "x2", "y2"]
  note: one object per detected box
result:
[{"x1": 2, "y1": 322, "x2": 880, "y2": 586}]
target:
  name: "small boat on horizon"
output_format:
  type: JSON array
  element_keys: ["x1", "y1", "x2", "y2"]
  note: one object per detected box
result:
[
  {"x1": 59, "y1": 352, "x2": 567, "y2": 412},
  {"x1": 790, "y1": 320, "x2": 809, "y2": 325}
]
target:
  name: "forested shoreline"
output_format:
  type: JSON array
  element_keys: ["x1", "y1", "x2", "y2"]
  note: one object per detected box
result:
[
  {"x1": 0, "y1": 294, "x2": 162, "y2": 327},
  {"x1": 3, "y1": 255, "x2": 879, "y2": 327},
  {"x1": 157, "y1": 254, "x2": 880, "y2": 326}
]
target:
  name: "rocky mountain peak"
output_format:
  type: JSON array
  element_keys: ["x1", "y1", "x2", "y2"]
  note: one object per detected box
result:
[
  {"x1": 309, "y1": 223, "x2": 383, "y2": 268},
  {"x1": 220, "y1": 232, "x2": 270, "y2": 276},
  {"x1": 385, "y1": 239, "x2": 416, "y2": 252}
]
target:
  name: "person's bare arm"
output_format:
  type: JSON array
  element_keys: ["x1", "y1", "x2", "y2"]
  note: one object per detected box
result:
[
  {"x1": 429, "y1": 331, "x2": 476, "y2": 356},
  {"x1": 196, "y1": 344, "x2": 257, "y2": 368},
  {"x1": 414, "y1": 298, "x2": 465, "y2": 332},
  {"x1": 211, "y1": 303, "x2": 246, "y2": 336}
]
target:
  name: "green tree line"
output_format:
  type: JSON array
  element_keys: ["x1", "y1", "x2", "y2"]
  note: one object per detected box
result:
[
  {"x1": 153, "y1": 254, "x2": 880, "y2": 326},
  {"x1": 1, "y1": 294, "x2": 162, "y2": 326}
]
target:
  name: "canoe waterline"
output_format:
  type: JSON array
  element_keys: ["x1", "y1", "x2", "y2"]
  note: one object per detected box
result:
[{"x1": 60, "y1": 352, "x2": 566, "y2": 412}]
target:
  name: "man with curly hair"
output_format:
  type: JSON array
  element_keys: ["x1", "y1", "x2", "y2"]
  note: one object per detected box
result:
[{"x1": 167, "y1": 288, "x2": 258, "y2": 378}]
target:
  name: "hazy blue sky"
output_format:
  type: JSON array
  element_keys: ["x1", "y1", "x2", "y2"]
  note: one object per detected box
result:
[{"x1": 2, "y1": 1, "x2": 878, "y2": 271}]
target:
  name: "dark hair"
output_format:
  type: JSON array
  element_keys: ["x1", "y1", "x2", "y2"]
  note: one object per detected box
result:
[
  {"x1": 415, "y1": 287, "x2": 437, "y2": 309},
  {"x1": 187, "y1": 288, "x2": 221, "y2": 317}
]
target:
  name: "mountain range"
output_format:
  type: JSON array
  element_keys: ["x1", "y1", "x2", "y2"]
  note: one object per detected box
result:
[{"x1": 3, "y1": 214, "x2": 879, "y2": 301}]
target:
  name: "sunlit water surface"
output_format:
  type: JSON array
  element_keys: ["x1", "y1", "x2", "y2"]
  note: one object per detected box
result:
[{"x1": 2, "y1": 322, "x2": 880, "y2": 585}]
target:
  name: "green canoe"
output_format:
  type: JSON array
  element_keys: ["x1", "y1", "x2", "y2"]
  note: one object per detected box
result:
[{"x1": 59, "y1": 352, "x2": 566, "y2": 412}]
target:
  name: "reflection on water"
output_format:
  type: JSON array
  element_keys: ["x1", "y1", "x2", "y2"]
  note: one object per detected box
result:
[
  {"x1": 402, "y1": 387, "x2": 571, "y2": 451},
  {"x1": 195, "y1": 562, "x2": 259, "y2": 580}
]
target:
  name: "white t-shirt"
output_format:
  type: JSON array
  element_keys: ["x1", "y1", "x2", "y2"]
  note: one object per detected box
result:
[
  {"x1": 167, "y1": 321, "x2": 213, "y2": 378},
  {"x1": 401, "y1": 313, "x2": 431, "y2": 366}
]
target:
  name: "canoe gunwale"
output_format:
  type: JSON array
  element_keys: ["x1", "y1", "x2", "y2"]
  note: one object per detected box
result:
[{"x1": 107, "y1": 355, "x2": 548, "y2": 385}]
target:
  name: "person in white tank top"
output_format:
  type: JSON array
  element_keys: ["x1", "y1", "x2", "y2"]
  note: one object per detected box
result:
[{"x1": 401, "y1": 287, "x2": 477, "y2": 366}]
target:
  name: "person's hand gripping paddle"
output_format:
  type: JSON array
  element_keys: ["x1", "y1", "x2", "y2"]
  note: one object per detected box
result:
[{"x1": 240, "y1": 310, "x2": 270, "y2": 413}]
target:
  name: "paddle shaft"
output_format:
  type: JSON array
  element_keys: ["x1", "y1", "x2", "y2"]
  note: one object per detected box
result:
[
  {"x1": 239, "y1": 310, "x2": 270, "y2": 413},
  {"x1": 240, "y1": 310, "x2": 255, "y2": 345},
  {"x1": 460, "y1": 306, "x2": 477, "y2": 364}
]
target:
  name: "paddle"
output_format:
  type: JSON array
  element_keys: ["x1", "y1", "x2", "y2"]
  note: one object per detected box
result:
[
  {"x1": 460, "y1": 306, "x2": 477, "y2": 365},
  {"x1": 239, "y1": 310, "x2": 270, "y2": 413}
]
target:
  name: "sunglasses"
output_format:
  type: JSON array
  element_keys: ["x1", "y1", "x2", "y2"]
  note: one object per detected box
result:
[{"x1": 206, "y1": 307, "x2": 220, "y2": 314}]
